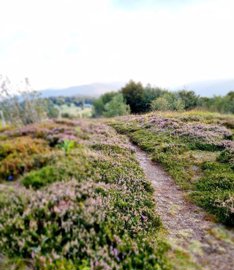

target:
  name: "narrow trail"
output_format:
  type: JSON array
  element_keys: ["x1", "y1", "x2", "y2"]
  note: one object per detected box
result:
[{"x1": 132, "y1": 144, "x2": 234, "y2": 270}]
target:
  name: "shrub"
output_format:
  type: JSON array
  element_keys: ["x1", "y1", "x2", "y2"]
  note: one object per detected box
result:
[
  {"x1": 21, "y1": 166, "x2": 60, "y2": 189},
  {"x1": 1, "y1": 176, "x2": 168, "y2": 269},
  {"x1": 218, "y1": 150, "x2": 234, "y2": 168},
  {"x1": 0, "y1": 137, "x2": 52, "y2": 181},
  {"x1": 191, "y1": 191, "x2": 234, "y2": 225},
  {"x1": 196, "y1": 173, "x2": 234, "y2": 191},
  {"x1": 21, "y1": 152, "x2": 92, "y2": 189},
  {"x1": 151, "y1": 97, "x2": 171, "y2": 111}
]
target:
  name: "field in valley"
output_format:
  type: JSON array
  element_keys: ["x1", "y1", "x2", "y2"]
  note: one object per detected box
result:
[
  {"x1": 56, "y1": 104, "x2": 93, "y2": 118},
  {"x1": 0, "y1": 110, "x2": 233, "y2": 269}
]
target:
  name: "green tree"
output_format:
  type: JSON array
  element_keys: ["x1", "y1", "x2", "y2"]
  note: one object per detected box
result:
[
  {"x1": 142, "y1": 85, "x2": 168, "y2": 112},
  {"x1": 92, "y1": 98, "x2": 104, "y2": 116},
  {"x1": 173, "y1": 98, "x2": 185, "y2": 111},
  {"x1": 225, "y1": 91, "x2": 234, "y2": 113},
  {"x1": 93, "y1": 91, "x2": 117, "y2": 116},
  {"x1": 45, "y1": 99, "x2": 59, "y2": 119},
  {"x1": 177, "y1": 90, "x2": 199, "y2": 109},
  {"x1": 103, "y1": 93, "x2": 130, "y2": 117},
  {"x1": 121, "y1": 80, "x2": 145, "y2": 113}
]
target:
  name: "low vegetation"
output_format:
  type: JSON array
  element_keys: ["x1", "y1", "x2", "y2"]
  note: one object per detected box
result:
[
  {"x1": 111, "y1": 111, "x2": 234, "y2": 225},
  {"x1": 0, "y1": 119, "x2": 170, "y2": 270}
]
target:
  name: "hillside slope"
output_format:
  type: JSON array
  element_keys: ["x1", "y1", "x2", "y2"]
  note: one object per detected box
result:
[{"x1": 0, "y1": 119, "x2": 169, "y2": 270}]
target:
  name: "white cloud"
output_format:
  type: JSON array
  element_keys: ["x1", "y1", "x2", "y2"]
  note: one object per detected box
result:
[{"x1": 0, "y1": 0, "x2": 234, "y2": 89}]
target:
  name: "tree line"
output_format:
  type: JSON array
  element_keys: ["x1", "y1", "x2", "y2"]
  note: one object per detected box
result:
[
  {"x1": 48, "y1": 96, "x2": 94, "y2": 107},
  {"x1": 1, "y1": 76, "x2": 233, "y2": 127},
  {"x1": 93, "y1": 80, "x2": 234, "y2": 117}
]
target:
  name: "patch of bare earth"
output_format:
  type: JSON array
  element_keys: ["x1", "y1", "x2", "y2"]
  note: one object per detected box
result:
[{"x1": 133, "y1": 145, "x2": 234, "y2": 270}]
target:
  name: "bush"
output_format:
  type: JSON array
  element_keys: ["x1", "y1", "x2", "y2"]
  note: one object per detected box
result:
[
  {"x1": 218, "y1": 150, "x2": 234, "y2": 168},
  {"x1": 0, "y1": 137, "x2": 52, "y2": 181},
  {"x1": 151, "y1": 97, "x2": 171, "y2": 111},
  {"x1": 21, "y1": 153, "x2": 92, "y2": 189},
  {"x1": 21, "y1": 166, "x2": 60, "y2": 189},
  {"x1": 191, "y1": 191, "x2": 234, "y2": 225},
  {"x1": 196, "y1": 173, "x2": 234, "y2": 191}
]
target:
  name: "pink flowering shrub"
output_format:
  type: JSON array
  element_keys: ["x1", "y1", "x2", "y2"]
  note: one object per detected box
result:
[
  {"x1": 112, "y1": 111, "x2": 234, "y2": 225},
  {"x1": 0, "y1": 120, "x2": 170, "y2": 269}
]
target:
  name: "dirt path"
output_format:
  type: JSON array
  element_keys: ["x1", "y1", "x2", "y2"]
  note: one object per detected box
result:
[{"x1": 132, "y1": 144, "x2": 234, "y2": 270}]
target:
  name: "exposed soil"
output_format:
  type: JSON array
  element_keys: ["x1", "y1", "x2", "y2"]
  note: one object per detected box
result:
[{"x1": 132, "y1": 144, "x2": 234, "y2": 270}]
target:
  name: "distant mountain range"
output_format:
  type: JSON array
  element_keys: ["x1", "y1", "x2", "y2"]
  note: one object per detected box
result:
[
  {"x1": 174, "y1": 79, "x2": 234, "y2": 97},
  {"x1": 40, "y1": 82, "x2": 125, "y2": 98},
  {"x1": 40, "y1": 79, "x2": 234, "y2": 98}
]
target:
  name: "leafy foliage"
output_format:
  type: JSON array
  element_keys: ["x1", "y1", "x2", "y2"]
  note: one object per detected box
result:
[
  {"x1": 103, "y1": 93, "x2": 130, "y2": 117},
  {"x1": 121, "y1": 80, "x2": 145, "y2": 113},
  {"x1": 199, "y1": 91, "x2": 234, "y2": 114},
  {"x1": 93, "y1": 92, "x2": 117, "y2": 117},
  {"x1": 58, "y1": 140, "x2": 76, "y2": 156},
  {"x1": 93, "y1": 92, "x2": 130, "y2": 117},
  {"x1": 151, "y1": 97, "x2": 171, "y2": 111}
]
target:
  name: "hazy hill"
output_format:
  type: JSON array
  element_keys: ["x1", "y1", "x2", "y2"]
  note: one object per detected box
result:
[
  {"x1": 40, "y1": 82, "x2": 125, "y2": 98},
  {"x1": 175, "y1": 79, "x2": 234, "y2": 97}
]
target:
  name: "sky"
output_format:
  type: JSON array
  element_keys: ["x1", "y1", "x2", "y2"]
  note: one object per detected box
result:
[{"x1": 0, "y1": 0, "x2": 234, "y2": 90}]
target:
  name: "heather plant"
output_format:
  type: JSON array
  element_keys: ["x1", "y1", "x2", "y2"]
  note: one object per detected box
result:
[
  {"x1": 0, "y1": 137, "x2": 53, "y2": 181},
  {"x1": 21, "y1": 151, "x2": 93, "y2": 189},
  {"x1": 218, "y1": 149, "x2": 234, "y2": 169},
  {"x1": 0, "y1": 120, "x2": 170, "y2": 269},
  {"x1": 0, "y1": 166, "x2": 169, "y2": 270},
  {"x1": 111, "y1": 111, "x2": 234, "y2": 225},
  {"x1": 21, "y1": 165, "x2": 61, "y2": 189}
]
